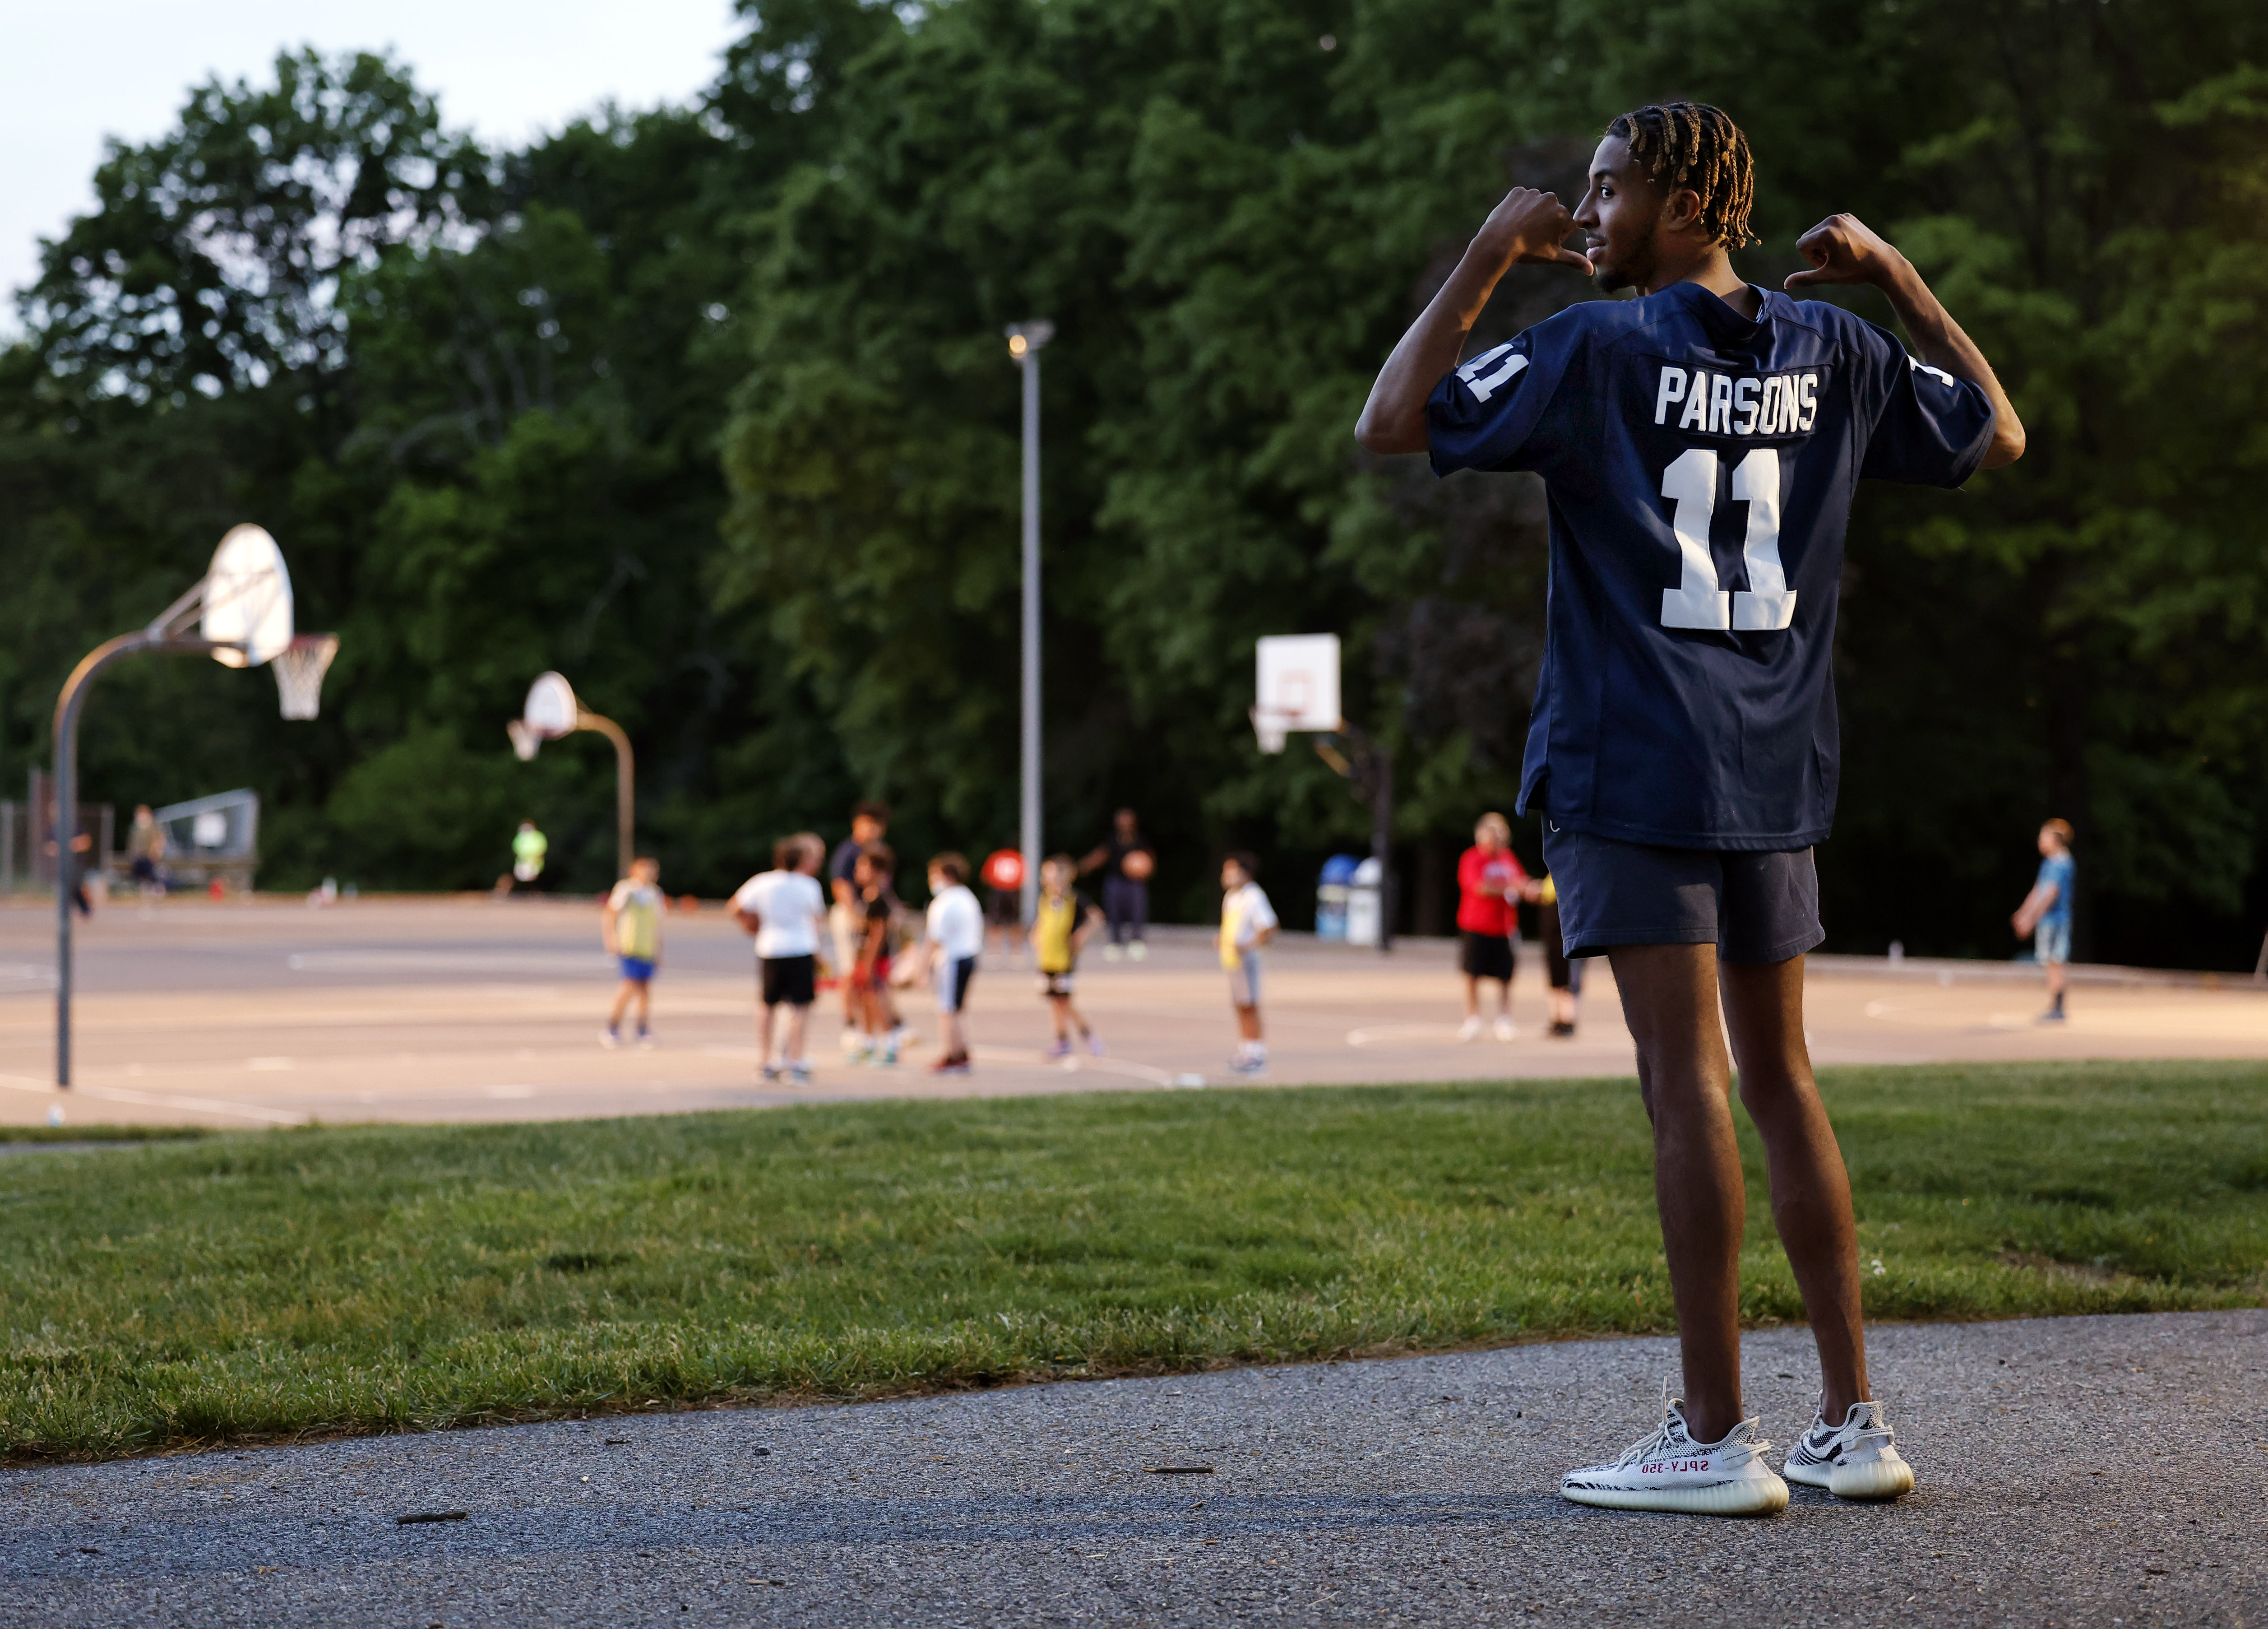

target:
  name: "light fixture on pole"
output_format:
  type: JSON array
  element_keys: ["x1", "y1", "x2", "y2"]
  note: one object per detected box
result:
[{"x1": 1004, "y1": 318, "x2": 1054, "y2": 928}]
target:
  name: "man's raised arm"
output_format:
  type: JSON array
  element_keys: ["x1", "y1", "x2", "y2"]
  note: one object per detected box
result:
[
  {"x1": 1785, "y1": 214, "x2": 2027, "y2": 469},
  {"x1": 1353, "y1": 189, "x2": 1592, "y2": 455}
]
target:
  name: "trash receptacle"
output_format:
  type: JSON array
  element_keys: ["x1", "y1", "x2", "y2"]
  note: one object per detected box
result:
[
  {"x1": 1347, "y1": 856, "x2": 1384, "y2": 947},
  {"x1": 1316, "y1": 854, "x2": 1360, "y2": 941}
]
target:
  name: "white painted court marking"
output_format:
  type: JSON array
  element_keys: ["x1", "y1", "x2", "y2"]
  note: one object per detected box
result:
[
  {"x1": 1346, "y1": 1023, "x2": 1471, "y2": 1048},
  {"x1": 0, "y1": 1072, "x2": 308, "y2": 1126}
]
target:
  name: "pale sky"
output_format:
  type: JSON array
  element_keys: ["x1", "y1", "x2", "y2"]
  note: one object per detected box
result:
[{"x1": 2, "y1": 0, "x2": 745, "y2": 320}]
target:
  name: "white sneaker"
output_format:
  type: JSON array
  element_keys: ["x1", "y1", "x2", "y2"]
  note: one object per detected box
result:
[
  {"x1": 1492, "y1": 1014, "x2": 1517, "y2": 1042},
  {"x1": 1103, "y1": 943, "x2": 1124, "y2": 962},
  {"x1": 1127, "y1": 941, "x2": 1148, "y2": 962},
  {"x1": 1782, "y1": 1400, "x2": 1915, "y2": 1501},
  {"x1": 600, "y1": 1027, "x2": 621, "y2": 1049},
  {"x1": 1456, "y1": 1015, "x2": 1484, "y2": 1042},
  {"x1": 1561, "y1": 1398, "x2": 1789, "y2": 1516}
]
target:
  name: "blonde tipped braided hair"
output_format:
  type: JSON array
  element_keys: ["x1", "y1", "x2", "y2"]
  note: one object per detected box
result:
[{"x1": 1606, "y1": 102, "x2": 1757, "y2": 250}]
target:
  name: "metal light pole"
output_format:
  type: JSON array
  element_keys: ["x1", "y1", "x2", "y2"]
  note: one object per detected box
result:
[{"x1": 1005, "y1": 319, "x2": 1054, "y2": 927}]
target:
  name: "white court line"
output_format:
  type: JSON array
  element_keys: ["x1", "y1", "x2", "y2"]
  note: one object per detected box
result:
[
  {"x1": 0, "y1": 1071, "x2": 308, "y2": 1126},
  {"x1": 1346, "y1": 1023, "x2": 1470, "y2": 1048},
  {"x1": 704, "y1": 1041, "x2": 1188, "y2": 1088},
  {"x1": 965, "y1": 1046, "x2": 1182, "y2": 1087},
  {"x1": 286, "y1": 952, "x2": 613, "y2": 973}
]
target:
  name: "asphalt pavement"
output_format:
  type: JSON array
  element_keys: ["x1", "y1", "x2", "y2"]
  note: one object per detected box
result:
[{"x1": 4, "y1": 1309, "x2": 2261, "y2": 1626}]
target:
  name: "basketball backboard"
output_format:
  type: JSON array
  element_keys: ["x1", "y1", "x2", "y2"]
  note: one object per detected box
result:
[
  {"x1": 201, "y1": 525, "x2": 294, "y2": 668},
  {"x1": 1252, "y1": 634, "x2": 1341, "y2": 753},
  {"x1": 523, "y1": 672, "x2": 579, "y2": 738}
]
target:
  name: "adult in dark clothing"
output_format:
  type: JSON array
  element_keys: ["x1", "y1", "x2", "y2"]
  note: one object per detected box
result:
[{"x1": 1078, "y1": 808, "x2": 1156, "y2": 961}]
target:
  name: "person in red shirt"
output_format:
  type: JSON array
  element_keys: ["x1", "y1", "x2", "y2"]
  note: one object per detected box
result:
[{"x1": 1457, "y1": 812, "x2": 1538, "y2": 1040}]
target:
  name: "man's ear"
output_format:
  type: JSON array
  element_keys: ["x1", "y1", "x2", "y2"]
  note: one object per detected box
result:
[{"x1": 1659, "y1": 186, "x2": 1706, "y2": 237}]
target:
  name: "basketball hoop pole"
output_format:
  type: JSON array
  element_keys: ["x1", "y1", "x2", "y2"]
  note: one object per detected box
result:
[
  {"x1": 51, "y1": 631, "x2": 232, "y2": 1087},
  {"x1": 574, "y1": 709, "x2": 637, "y2": 882}
]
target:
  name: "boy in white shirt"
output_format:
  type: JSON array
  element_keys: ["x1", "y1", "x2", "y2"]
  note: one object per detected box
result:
[
  {"x1": 923, "y1": 852, "x2": 985, "y2": 1075},
  {"x1": 731, "y1": 833, "x2": 830, "y2": 1083},
  {"x1": 602, "y1": 856, "x2": 665, "y2": 1048},
  {"x1": 1219, "y1": 851, "x2": 1278, "y2": 1077}
]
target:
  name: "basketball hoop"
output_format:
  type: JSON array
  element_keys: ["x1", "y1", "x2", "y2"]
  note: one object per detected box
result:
[
  {"x1": 1252, "y1": 634, "x2": 1342, "y2": 753},
  {"x1": 273, "y1": 634, "x2": 338, "y2": 720}
]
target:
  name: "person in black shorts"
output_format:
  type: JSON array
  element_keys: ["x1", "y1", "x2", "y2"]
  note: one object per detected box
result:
[
  {"x1": 1454, "y1": 812, "x2": 1533, "y2": 1041},
  {"x1": 732, "y1": 833, "x2": 829, "y2": 1083},
  {"x1": 1078, "y1": 808, "x2": 1157, "y2": 961},
  {"x1": 1537, "y1": 871, "x2": 1582, "y2": 1037},
  {"x1": 1358, "y1": 101, "x2": 2022, "y2": 1510}
]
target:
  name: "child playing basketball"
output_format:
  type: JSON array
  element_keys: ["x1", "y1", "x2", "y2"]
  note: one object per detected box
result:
[
  {"x1": 1358, "y1": 101, "x2": 2023, "y2": 1513},
  {"x1": 601, "y1": 856, "x2": 664, "y2": 1048},
  {"x1": 1219, "y1": 852, "x2": 1277, "y2": 1077},
  {"x1": 2011, "y1": 818, "x2": 2076, "y2": 1022},
  {"x1": 1030, "y1": 855, "x2": 1102, "y2": 1058},
  {"x1": 925, "y1": 852, "x2": 985, "y2": 1073},
  {"x1": 732, "y1": 832, "x2": 829, "y2": 1082},
  {"x1": 850, "y1": 845, "x2": 902, "y2": 1064}
]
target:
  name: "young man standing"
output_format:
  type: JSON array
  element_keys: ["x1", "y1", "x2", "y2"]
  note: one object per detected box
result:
[
  {"x1": 2012, "y1": 819, "x2": 2076, "y2": 1022},
  {"x1": 733, "y1": 833, "x2": 830, "y2": 1083},
  {"x1": 925, "y1": 852, "x2": 986, "y2": 1073},
  {"x1": 1219, "y1": 852, "x2": 1277, "y2": 1077},
  {"x1": 1357, "y1": 102, "x2": 2024, "y2": 1513},
  {"x1": 601, "y1": 856, "x2": 665, "y2": 1048}
]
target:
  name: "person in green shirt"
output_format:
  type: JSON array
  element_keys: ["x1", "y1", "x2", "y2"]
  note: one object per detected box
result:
[{"x1": 511, "y1": 820, "x2": 548, "y2": 886}]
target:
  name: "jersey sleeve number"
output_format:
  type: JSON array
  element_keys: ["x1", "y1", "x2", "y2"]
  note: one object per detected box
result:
[{"x1": 1657, "y1": 447, "x2": 1795, "y2": 632}]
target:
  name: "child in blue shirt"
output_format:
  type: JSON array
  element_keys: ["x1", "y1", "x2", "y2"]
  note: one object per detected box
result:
[{"x1": 2012, "y1": 819, "x2": 2076, "y2": 1021}]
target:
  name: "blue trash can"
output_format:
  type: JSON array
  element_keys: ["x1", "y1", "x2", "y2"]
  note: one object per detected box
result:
[{"x1": 1316, "y1": 854, "x2": 1361, "y2": 942}]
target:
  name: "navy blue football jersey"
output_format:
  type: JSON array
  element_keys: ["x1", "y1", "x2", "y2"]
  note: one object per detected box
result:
[{"x1": 1427, "y1": 280, "x2": 1994, "y2": 849}]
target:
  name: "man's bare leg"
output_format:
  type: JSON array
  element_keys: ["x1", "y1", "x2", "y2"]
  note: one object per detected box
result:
[
  {"x1": 1720, "y1": 956, "x2": 1869, "y2": 1421},
  {"x1": 1607, "y1": 943, "x2": 1747, "y2": 1443}
]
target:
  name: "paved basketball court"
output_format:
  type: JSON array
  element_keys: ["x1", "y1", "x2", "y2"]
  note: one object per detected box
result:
[{"x1": 0, "y1": 896, "x2": 2262, "y2": 1128}]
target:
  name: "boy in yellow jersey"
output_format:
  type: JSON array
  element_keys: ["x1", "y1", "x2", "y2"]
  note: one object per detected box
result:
[
  {"x1": 1030, "y1": 854, "x2": 1103, "y2": 1058},
  {"x1": 602, "y1": 855, "x2": 664, "y2": 1047},
  {"x1": 1537, "y1": 871, "x2": 1583, "y2": 1037},
  {"x1": 1219, "y1": 852, "x2": 1277, "y2": 1076}
]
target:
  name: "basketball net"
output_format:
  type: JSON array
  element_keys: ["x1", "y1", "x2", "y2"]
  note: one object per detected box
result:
[
  {"x1": 1249, "y1": 706, "x2": 1295, "y2": 755},
  {"x1": 273, "y1": 633, "x2": 339, "y2": 720}
]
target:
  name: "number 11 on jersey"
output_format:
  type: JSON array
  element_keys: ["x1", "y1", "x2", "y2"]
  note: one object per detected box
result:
[{"x1": 1658, "y1": 447, "x2": 1796, "y2": 633}]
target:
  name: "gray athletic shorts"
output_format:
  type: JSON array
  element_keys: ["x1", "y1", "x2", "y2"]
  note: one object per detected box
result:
[
  {"x1": 1541, "y1": 820, "x2": 1822, "y2": 965},
  {"x1": 1226, "y1": 951, "x2": 1262, "y2": 1009}
]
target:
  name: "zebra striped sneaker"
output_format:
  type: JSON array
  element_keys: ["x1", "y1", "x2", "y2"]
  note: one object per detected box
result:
[
  {"x1": 1782, "y1": 1400, "x2": 1916, "y2": 1501},
  {"x1": 1560, "y1": 1397, "x2": 1790, "y2": 1516}
]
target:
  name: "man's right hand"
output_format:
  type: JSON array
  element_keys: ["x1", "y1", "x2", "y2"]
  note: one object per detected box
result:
[
  {"x1": 1354, "y1": 187, "x2": 1588, "y2": 455},
  {"x1": 1473, "y1": 188, "x2": 1593, "y2": 276}
]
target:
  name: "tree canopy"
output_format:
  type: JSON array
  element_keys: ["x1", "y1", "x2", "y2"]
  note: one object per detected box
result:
[{"x1": 4, "y1": 0, "x2": 2263, "y2": 967}]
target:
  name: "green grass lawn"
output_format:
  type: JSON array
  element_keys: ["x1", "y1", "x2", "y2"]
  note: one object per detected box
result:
[{"x1": 3, "y1": 1061, "x2": 2262, "y2": 1461}]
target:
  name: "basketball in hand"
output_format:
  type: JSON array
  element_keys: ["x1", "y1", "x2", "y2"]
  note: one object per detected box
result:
[{"x1": 1122, "y1": 849, "x2": 1155, "y2": 882}]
